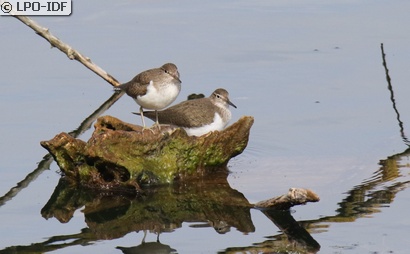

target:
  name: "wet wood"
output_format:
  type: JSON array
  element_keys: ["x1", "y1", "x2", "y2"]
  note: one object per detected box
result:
[
  {"x1": 41, "y1": 115, "x2": 254, "y2": 190},
  {"x1": 254, "y1": 188, "x2": 320, "y2": 210}
]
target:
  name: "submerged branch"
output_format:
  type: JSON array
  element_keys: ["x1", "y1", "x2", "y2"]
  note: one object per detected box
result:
[{"x1": 12, "y1": 15, "x2": 120, "y2": 87}]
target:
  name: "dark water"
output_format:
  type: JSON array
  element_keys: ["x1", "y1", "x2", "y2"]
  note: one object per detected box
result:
[{"x1": 1, "y1": 1, "x2": 410, "y2": 253}]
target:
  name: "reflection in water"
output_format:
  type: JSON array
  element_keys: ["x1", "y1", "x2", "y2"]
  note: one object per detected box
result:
[
  {"x1": 0, "y1": 14, "x2": 123, "y2": 208},
  {"x1": 189, "y1": 220, "x2": 231, "y2": 234},
  {"x1": 1, "y1": 174, "x2": 254, "y2": 253},
  {"x1": 117, "y1": 242, "x2": 177, "y2": 254},
  {"x1": 3, "y1": 45, "x2": 410, "y2": 252},
  {"x1": 262, "y1": 209, "x2": 320, "y2": 252},
  {"x1": 0, "y1": 228, "x2": 98, "y2": 253},
  {"x1": 2, "y1": 147, "x2": 410, "y2": 253},
  {"x1": 302, "y1": 147, "x2": 410, "y2": 233},
  {"x1": 221, "y1": 50, "x2": 410, "y2": 252},
  {"x1": 227, "y1": 147, "x2": 410, "y2": 253},
  {"x1": 2, "y1": 89, "x2": 321, "y2": 253},
  {"x1": 223, "y1": 209, "x2": 321, "y2": 254},
  {"x1": 0, "y1": 154, "x2": 53, "y2": 207},
  {"x1": 117, "y1": 231, "x2": 177, "y2": 254},
  {"x1": 0, "y1": 171, "x2": 324, "y2": 254},
  {"x1": 381, "y1": 43, "x2": 410, "y2": 146},
  {"x1": 0, "y1": 92, "x2": 123, "y2": 208},
  {"x1": 41, "y1": 173, "x2": 255, "y2": 239}
]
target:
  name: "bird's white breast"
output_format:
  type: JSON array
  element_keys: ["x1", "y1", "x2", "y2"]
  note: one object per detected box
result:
[
  {"x1": 136, "y1": 80, "x2": 180, "y2": 110},
  {"x1": 184, "y1": 113, "x2": 227, "y2": 136}
]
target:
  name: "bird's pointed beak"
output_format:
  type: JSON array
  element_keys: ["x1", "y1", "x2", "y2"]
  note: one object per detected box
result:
[
  {"x1": 174, "y1": 71, "x2": 182, "y2": 83},
  {"x1": 228, "y1": 99, "x2": 237, "y2": 109}
]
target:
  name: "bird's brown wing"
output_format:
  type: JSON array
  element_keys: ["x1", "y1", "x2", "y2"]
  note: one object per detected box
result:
[
  {"x1": 143, "y1": 98, "x2": 216, "y2": 127},
  {"x1": 119, "y1": 68, "x2": 161, "y2": 98},
  {"x1": 120, "y1": 82, "x2": 147, "y2": 98}
]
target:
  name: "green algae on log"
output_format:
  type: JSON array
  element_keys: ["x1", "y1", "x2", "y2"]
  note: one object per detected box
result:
[{"x1": 40, "y1": 115, "x2": 254, "y2": 191}]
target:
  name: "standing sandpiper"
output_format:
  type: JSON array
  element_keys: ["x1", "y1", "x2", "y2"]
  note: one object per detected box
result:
[
  {"x1": 135, "y1": 88, "x2": 237, "y2": 136},
  {"x1": 114, "y1": 63, "x2": 182, "y2": 128}
]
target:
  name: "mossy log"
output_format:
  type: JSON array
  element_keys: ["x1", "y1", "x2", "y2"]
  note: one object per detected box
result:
[{"x1": 41, "y1": 115, "x2": 254, "y2": 191}]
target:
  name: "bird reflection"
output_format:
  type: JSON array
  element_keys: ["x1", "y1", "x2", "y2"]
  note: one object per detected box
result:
[
  {"x1": 116, "y1": 231, "x2": 177, "y2": 254},
  {"x1": 189, "y1": 220, "x2": 231, "y2": 234}
]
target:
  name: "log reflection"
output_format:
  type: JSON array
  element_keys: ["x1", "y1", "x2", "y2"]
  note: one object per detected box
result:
[
  {"x1": 1, "y1": 172, "x2": 322, "y2": 254},
  {"x1": 4, "y1": 146, "x2": 409, "y2": 254},
  {"x1": 41, "y1": 173, "x2": 255, "y2": 239}
]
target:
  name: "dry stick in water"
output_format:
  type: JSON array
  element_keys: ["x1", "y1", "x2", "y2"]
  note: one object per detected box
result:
[
  {"x1": 0, "y1": 15, "x2": 123, "y2": 207},
  {"x1": 13, "y1": 15, "x2": 120, "y2": 87},
  {"x1": 254, "y1": 188, "x2": 320, "y2": 210}
]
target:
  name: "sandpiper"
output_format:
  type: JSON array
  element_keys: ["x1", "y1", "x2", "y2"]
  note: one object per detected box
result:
[
  {"x1": 114, "y1": 63, "x2": 182, "y2": 128},
  {"x1": 134, "y1": 88, "x2": 237, "y2": 136}
]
